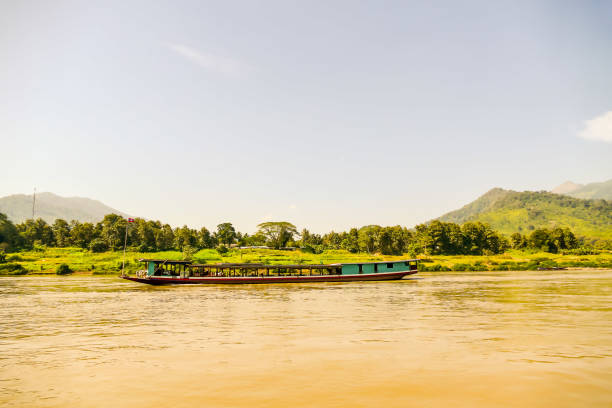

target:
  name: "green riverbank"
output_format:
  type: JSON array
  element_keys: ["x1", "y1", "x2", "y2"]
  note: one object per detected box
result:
[{"x1": 2, "y1": 247, "x2": 612, "y2": 276}]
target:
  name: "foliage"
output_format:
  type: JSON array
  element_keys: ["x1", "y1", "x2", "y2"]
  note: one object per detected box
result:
[
  {"x1": 0, "y1": 213, "x2": 23, "y2": 251},
  {"x1": 182, "y1": 245, "x2": 195, "y2": 261},
  {"x1": 2, "y1": 199, "x2": 610, "y2": 262},
  {"x1": 215, "y1": 223, "x2": 236, "y2": 246},
  {"x1": 56, "y1": 263, "x2": 73, "y2": 275},
  {"x1": 0, "y1": 262, "x2": 27, "y2": 275},
  {"x1": 88, "y1": 239, "x2": 108, "y2": 253},
  {"x1": 256, "y1": 221, "x2": 298, "y2": 249}
]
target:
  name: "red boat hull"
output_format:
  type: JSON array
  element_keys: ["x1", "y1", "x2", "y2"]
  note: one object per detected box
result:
[{"x1": 121, "y1": 270, "x2": 417, "y2": 285}]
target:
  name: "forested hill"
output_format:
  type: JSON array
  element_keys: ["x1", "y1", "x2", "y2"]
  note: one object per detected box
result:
[
  {"x1": 0, "y1": 193, "x2": 128, "y2": 224},
  {"x1": 438, "y1": 189, "x2": 612, "y2": 239}
]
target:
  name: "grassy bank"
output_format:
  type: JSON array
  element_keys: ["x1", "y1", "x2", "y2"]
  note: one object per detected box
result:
[
  {"x1": 1, "y1": 247, "x2": 612, "y2": 275},
  {"x1": 2, "y1": 247, "x2": 612, "y2": 276}
]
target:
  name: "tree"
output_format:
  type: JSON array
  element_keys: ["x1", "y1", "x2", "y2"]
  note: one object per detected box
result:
[
  {"x1": 529, "y1": 229, "x2": 551, "y2": 252},
  {"x1": 100, "y1": 214, "x2": 125, "y2": 249},
  {"x1": 256, "y1": 222, "x2": 298, "y2": 249},
  {"x1": 358, "y1": 225, "x2": 380, "y2": 253},
  {"x1": 0, "y1": 213, "x2": 22, "y2": 252},
  {"x1": 156, "y1": 224, "x2": 175, "y2": 250},
  {"x1": 70, "y1": 221, "x2": 95, "y2": 248},
  {"x1": 341, "y1": 228, "x2": 360, "y2": 253},
  {"x1": 377, "y1": 228, "x2": 393, "y2": 255},
  {"x1": 300, "y1": 228, "x2": 322, "y2": 247},
  {"x1": 52, "y1": 219, "x2": 71, "y2": 247},
  {"x1": 135, "y1": 220, "x2": 156, "y2": 251},
  {"x1": 17, "y1": 218, "x2": 54, "y2": 246},
  {"x1": 415, "y1": 224, "x2": 433, "y2": 255},
  {"x1": 198, "y1": 227, "x2": 215, "y2": 249},
  {"x1": 510, "y1": 232, "x2": 526, "y2": 249},
  {"x1": 174, "y1": 225, "x2": 198, "y2": 250},
  {"x1": 322, "y1": 231, "x2": 342, "y2": 250},
  {"x1": 0, "y1": 213, "x2": 23, "y2": 252},
  {"x1": 215, "y1": 223, "x2": 237, "y2": 246}
]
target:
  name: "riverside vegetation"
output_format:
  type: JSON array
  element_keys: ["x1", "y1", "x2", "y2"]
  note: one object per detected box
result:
[{"x1": 1, "y1": 212, "x2": 611, "y2": 275}]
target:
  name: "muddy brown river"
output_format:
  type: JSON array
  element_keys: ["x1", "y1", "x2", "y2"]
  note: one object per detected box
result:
[{"x1": 1, "y1": 270, "x2": 611, "y2": 407}]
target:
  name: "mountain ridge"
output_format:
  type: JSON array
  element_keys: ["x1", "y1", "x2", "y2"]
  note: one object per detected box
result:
[
  {"x1": 551, "y1": 181, "x2": 583, "y2": 195},
  {"x1": 437, "y1": 188, "x2": 612, "y2": 239},
  {"x1": 551, "y1": 179, "x2": 612, "y2": 200},
  {"x1": 0, "y1": 192, "x2": 128, "y2": 224}
]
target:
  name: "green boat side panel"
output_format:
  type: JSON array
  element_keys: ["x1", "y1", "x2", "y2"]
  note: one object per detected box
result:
[
  {"x1": 362, "y1": 264, "x2": 375, "y2": 273},
  {"x1": 148, "y1": 261, "x2": 156, "y2": 276},
  {"x1": 381, "y1": 262, "x2": 412, "y2": 272},
  {"x1": 341, "y1": 264, "x2": 360, "y2": 275},
  {"x1": 342, "y1": 261, "x2": 411, "y2": 275}
]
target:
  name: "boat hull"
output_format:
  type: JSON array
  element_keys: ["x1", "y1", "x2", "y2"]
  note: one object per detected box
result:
[{"x1": 121, "y1": 270, "x2": 417, "y2": 285}]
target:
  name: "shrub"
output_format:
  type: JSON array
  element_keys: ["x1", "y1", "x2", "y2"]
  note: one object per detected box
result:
[
  {"x1": 6, "y1": 254, "x2": 24, "y2": 262},
  {"x1": 89, "y1": 239, "x2": 108, "y2": 253},
  {"x1": 0, "y1": 251, "x2": 6, "y2": 263},
  {"x1": 0, "y1": 263, "x2": 27, "y2": 275},
  {"x1": 492, "y1": 264, "x2": 510, "y2": 271},
  {"x1": 216, "y1": 245, "x2": 228, "y2": 254},
  {"x1": 56, "y1": 263, "x2": 73, "y2": 275}
]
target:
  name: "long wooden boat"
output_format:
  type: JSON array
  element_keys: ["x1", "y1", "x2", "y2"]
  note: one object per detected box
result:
[{"x1": 121, "y1": 259, "x2": 419, "y2": 285}]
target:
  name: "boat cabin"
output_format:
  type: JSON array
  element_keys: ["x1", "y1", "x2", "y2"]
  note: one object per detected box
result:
[{"x1": 340, "y1": 260, "x2": 419, "y2": 275}]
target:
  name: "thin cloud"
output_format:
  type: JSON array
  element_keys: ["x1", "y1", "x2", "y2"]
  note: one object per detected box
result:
[
  {"x1": 165, "y1": 43, "x2": 251, "y2": 77},
  {"x1": 579, "y1": 111, "x2": 612, "y2": 143}
]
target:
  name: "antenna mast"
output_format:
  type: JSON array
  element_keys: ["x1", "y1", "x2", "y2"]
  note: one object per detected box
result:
[{"x1": 32, "y1": 188, "x2": 36, "y2": 219}]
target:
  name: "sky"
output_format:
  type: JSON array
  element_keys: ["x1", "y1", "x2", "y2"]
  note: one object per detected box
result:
[{"x1": 1, "y1": 0, "x2": 612, "y2": 233}]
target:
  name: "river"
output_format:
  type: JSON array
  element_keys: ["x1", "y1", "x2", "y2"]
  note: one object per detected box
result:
[{"x1": 1, "y1": 270, "x2": 611, "y2": 407}]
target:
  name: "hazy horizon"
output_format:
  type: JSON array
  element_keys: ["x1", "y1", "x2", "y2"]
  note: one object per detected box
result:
[{"x1": 2, "y1": 1, "x2": 612, "y2": 233}]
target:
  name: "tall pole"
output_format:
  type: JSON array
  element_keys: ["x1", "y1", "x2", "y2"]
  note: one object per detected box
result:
[
  {"x1": 122, "y1": 220, "x2": 129, "y2": 276},
  {"x1": 32, "y1": 188, "x2": 36, "y2": 219}
]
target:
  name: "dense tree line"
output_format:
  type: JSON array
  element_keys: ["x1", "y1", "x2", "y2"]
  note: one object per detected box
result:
[
  {"x1": 0, "y1": 212, "x2": 583, "y2": 256},
  {"x1": 509, "y1": 227, "x2": 578, "y2": 253},
  {"x1": 301, "y1": 221, "x2": 509, "y2": 256}
]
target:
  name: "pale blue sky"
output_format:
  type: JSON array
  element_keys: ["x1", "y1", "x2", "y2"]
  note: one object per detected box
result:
[{"x1": 2, "y1": 0, "x2": 611, "y2": 233}]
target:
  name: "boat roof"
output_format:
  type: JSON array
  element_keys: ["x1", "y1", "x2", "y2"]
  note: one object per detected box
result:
[
  {"x1": 340, "y1": 259, "x2": 419, "y2": 265},
  {"x1": 138, "y1": 259, "x2": 192, "y2": 264},
  {"x1": 190, "y1": 263, "x2": 341, "y2": 269},
  {"x1": 138, "y1": 259, "x2": 418, "y2": 267}
]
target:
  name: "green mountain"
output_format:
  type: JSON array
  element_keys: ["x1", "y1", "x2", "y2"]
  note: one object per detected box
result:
[
  {"x1": 0, "y1": 192, "x2": 128, "y2": 224},
  {"x1": 438, "y1": 188, "x2": 612, "y2": 239},
  {"x1": 553, "y1": 179, "x2": 612, "y2": 200}
]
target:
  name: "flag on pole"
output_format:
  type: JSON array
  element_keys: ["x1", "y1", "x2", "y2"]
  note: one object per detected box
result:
[{"x1": 127, "y1": 218, "x2": 135, "y2": 223}]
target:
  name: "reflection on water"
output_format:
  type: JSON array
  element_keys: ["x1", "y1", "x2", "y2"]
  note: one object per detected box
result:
[{"x1": 1, "y1": 271, "x2": 611, "y2": 407}]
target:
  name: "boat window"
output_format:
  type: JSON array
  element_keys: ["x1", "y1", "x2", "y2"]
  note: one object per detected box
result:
[
  {"x1": 358, "y1": 264, "x2": 362, "y2": 274},
  {"x1": 387, "y1": 263, "x2": 393, "y2": 268}
]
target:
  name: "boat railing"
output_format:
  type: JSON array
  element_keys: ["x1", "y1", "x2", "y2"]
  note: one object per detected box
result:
[{"x1": 184, "y1": 264, "x2": 341, "y2": 278}]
